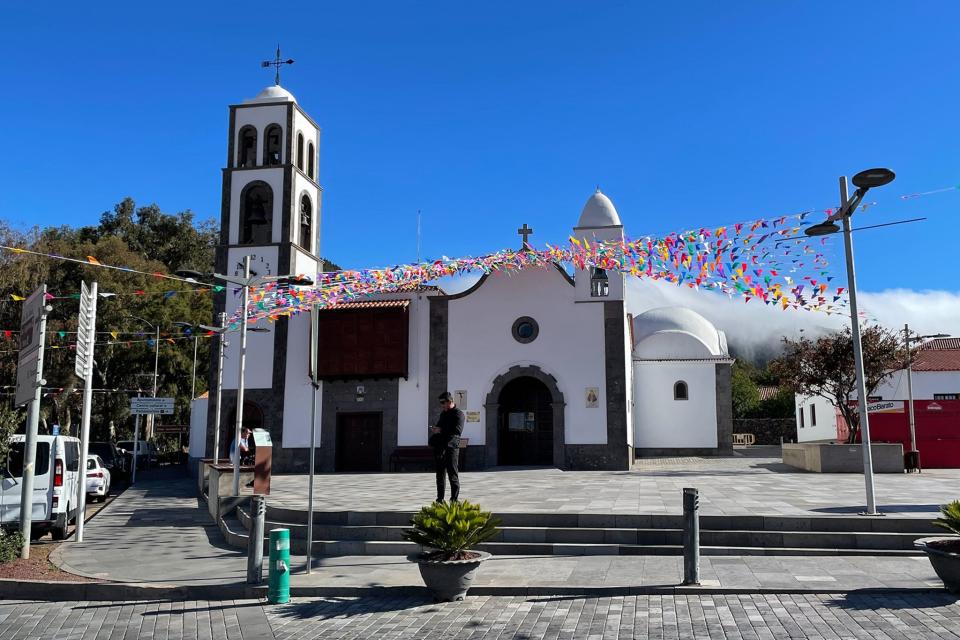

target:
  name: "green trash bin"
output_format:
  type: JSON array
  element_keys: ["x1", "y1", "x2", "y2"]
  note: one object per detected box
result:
[{"x1": 268, "y1": 528, "x2": 291, "y2": 604}]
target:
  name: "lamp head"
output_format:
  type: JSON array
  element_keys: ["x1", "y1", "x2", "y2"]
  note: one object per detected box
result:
[
  {"x1": 852, "y1": 168, "x2": 895, "y2": 190},
  {"x1": 804, "y1": 221, "x2": 841, "y2": 237}
]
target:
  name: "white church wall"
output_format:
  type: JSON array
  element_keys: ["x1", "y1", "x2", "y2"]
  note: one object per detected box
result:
[
  {"x1": 227, "y1": 170, "x2": 284, "y2": 245},
  {"x1": 634, "y1": 331, "x2": 715, "y2": 359},
  {"x1": 234, "y1": 104, "x2": 288, "y2": 168},
  {"x1": 222, "y1": 246, "x2": 277, "y2": 390},
  {"x1": 633, "y1": 361, "x2": 717, "y2": 448},
  {"x1": 447, "y1": 266, "x2": 609, "y2": 446},
  {"x1": 281, "y1": 310, "x2": 317, "y2": 447},
  {"x1": 625, "y1": 313, "x2": 634, "y2": 447},
  {"x1": 397, "y1": 295, "x2": 432, "y2": 445}
]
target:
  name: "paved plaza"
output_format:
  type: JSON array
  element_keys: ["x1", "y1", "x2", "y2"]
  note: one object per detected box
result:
[
  {"x1": 1, "y1": 593, "x2": 959, "y2": 639},
  {"x1": 268, "y1": 451, "x2": 960, "y2": 517}
]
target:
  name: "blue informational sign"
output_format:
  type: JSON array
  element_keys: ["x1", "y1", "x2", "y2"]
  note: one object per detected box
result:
[{"x1": 52, "y1": 424, "x2": 60, "y2": 436}]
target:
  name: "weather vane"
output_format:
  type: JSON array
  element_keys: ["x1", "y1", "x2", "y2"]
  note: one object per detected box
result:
[{"x1": 262, "y1": 45, "x2": 294, "y2": 86}]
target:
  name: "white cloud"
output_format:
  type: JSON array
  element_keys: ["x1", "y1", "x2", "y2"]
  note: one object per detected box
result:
[{"x1": 625, "y1": 278, "x2": 960, "y2": 361}]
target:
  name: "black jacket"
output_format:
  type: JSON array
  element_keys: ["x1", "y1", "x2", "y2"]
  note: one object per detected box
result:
[{"x1": 430, "y1": 408, "x2": 464, "y2": 449}]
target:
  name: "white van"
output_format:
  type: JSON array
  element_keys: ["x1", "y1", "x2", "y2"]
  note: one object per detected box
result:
[{"x1": 1, "y1": 435, "x2": 82, "y2": 540}]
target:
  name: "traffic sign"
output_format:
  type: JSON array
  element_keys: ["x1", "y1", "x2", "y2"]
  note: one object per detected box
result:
[
  {"x1": 155, "y1": 424, "x2": 188, "y2": 434},
  {"x1": 130, "y1": 397, "x2": 175, "y2": 415},
  {"x1": 15, "y1": 286, "x2": 47, "y2": 406}
]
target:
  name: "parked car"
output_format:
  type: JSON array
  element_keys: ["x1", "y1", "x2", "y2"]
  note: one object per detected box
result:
[
  {"x1": 1, "y1": 434, "x2": 82, "y2": 540},
  {"x1": 85, "y1": 455, "x2": 111, "y2": 502},
  {"x1": 117, "y1": 440, "x2": 158, "y2": 470},
  {"x1": 88, "y1": 442, "x2": 128, "y2": 481}
]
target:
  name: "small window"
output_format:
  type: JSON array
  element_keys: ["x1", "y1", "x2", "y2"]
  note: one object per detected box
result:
[
  {"x1": 810, "y1": 404, "x2": 817, "y2": 426},
  {"x1": 307, "y1": 141, "x2": 316, "y2": 179},
  {"x1": 673, "y1": 381, "x2": 688, "y2": 401},
  {"x1": 6, "y1": 442, "x2": 49, "y2": 477},
  {"x1": 798, "y1": 408, "x2": 805, "y2": 429},
  {"x1": 65, "y1": 441, "x2": 80, "y2": 472},
  {"x1": 263, "y1": 124, "x2": 283, "y2": 166},
  {"x1": 934, "y1": 393, "x2": 959, "y2": 400},
  {"x1": 299, "y1": 194, "x2": 312, "y2": 253},
  {"x1": 237, "y1": 126, "x2": 257, "y2": 168},
  {"x1": 511, "y1": 317, "x2": 539, "y2": 344},
  {"x1": 296, "y1": 132, "x2": 304, "y2": 170}
]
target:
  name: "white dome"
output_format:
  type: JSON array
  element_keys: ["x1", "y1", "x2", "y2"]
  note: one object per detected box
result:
[
  {"x1": 577, "y1": 188, "x2": 622, "y2": 228},
  {"x1": 632, "y1": 307, "x2": 728, "y2": 358},
  {"x1": 244, "y1": 85, "x2": 298, "y2": 104}
]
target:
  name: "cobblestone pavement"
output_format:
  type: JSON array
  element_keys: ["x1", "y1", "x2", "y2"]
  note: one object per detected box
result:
[{"x1": 2, "y1": 593, "x2": 958, "y2": 639}]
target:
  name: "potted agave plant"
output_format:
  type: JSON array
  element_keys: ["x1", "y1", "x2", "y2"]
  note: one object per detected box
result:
[
  {"x1": 915, "y1": 500, "x2": 960, "y2": 593},
  {"x1": 402, "y1": 500, "x2": 501, "y2": 602}
]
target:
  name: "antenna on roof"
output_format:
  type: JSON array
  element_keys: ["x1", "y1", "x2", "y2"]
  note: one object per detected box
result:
[
  {"x1": 261, "y1": 45, "x2": 294, "y2": 86},
  {"x1": 416, "y1": 210, "x2": 422, "y2": 264}
]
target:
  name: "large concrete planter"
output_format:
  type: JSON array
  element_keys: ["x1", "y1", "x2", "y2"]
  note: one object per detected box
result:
[
  {"x1": 409, "y1": 551, "x2": 491, "y2": 602},
  {"x1": 782, "y1": 443, "x2": 904, "y2": 473},
  {"x1": 915, "y1": 537, "x2": 960, "y2": 593}
]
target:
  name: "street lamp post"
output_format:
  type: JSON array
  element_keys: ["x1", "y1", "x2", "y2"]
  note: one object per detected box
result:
[
  {"x1": 175, "y1": 264, "x2": 313, "y2": 496},
  {"x1": 124, "y1": 314, "x2": 160, "y2": 478},
  {"x1": 805, "y1": 168, "x2": 896, "y2": 516},
  {"x1": 902, "y1": 324, "x2": 950, "y2": 472}
]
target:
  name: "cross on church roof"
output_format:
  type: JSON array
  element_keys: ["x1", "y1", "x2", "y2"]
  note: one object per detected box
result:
[
  {"x1": 262, "y1": 45, "x2": 295, "y2": 86},
  {"x1": 517, "y1": 223, "x2": 534, "y2": 248}
]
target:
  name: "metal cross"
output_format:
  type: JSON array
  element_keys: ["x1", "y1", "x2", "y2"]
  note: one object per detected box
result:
[
  {"x1": 262, "y1": 45, "x2": 295, "y2": 86},
  {"x1": 517, "y1": 223, "x2": 534, "y2": 248}
]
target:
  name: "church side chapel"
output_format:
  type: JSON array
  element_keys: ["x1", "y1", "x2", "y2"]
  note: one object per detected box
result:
[{"x1": 201, "y1": 80, "x2": 734, "y2": 473}]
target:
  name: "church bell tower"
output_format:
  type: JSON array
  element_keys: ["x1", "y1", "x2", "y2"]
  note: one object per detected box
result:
[{"x1": 208, "y1": 71, "x2": 323, "y2": 466}]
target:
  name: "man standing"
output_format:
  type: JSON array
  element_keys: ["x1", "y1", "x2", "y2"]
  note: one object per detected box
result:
[
  {"x1": 430, "y1": 391, "x2": 464, "y2": 503},
  {"x1": 230, "y1": 426, "x2": 251, "y2": 466}
]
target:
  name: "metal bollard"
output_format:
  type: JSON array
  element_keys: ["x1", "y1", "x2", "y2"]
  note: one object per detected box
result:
[
  {"x1": 268, "y1": 528, "x2": 291, "y2": 604},
  {"x1": 682, "y1": 487, "x2": 700, "y2": 585},
  {"x1": 247, "y1": 495, "x2": 266, "y2": 585}
]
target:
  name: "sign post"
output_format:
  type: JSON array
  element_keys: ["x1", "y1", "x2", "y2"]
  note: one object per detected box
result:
[
  {"x1": 129, "y1": 397, "x2": 174, "y2": 483},
  {"x1": 74, "y1": 281, "x2": 98, "y2": 543},
  {"x1": 15, "y1": 285, "x2": 50, "y2": 559}
]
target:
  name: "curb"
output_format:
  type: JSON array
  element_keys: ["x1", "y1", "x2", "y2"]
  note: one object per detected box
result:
[{"x1": 0, "y1": 579, "x2": 945, "y2": 602}]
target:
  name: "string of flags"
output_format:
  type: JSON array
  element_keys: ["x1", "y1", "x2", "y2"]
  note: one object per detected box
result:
[
  {"x1": 0, "y1": 333, "x2": 210, "y2": 356},
  {"x1": 0, "y1": 181, "x2": 955, "y2": 331}
]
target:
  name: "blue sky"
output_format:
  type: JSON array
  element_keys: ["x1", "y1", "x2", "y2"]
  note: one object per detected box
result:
[{"x1": 1, "y1": 2, "x2": 958, "y2": 297}]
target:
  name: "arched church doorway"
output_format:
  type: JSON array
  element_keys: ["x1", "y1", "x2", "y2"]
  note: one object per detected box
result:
[{"x1": 497, "y1": 376, "x2": 554, "y2": 465}]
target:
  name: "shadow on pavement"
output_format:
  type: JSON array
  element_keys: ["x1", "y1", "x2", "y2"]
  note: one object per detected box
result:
[
  {"x1": 268, "y1": 595, "x2": 436, "y2": 619},
  {"x1": 825, "y1": 590, "x2": 959, "y2": 610},
  {"x1": 811, "y1": 504, "x2": 943, "y2": 514}
]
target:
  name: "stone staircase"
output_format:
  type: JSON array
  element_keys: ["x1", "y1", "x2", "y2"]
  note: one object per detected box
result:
[{"x1": 220, "y1": 503, "x2": 939, "y2": 557}]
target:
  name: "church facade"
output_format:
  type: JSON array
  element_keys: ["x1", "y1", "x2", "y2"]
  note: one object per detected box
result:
[{"x1": 197, "y1": 84, "x2": 733, "y2": 473}]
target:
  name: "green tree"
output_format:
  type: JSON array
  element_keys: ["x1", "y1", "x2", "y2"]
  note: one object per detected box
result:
[
  {"x1": 770, "y1": 325, "x2": 903, "y2": 444},
  {"x1": 731, "y1": 361, "x2": 760, "y2": 419},
  {"x1": 0, "y1": 199, "x2": 217, "y2": 445}
]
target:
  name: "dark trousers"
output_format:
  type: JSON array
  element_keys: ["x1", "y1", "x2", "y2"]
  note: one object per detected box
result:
[{"x1": 434, "y1": 447, "x2": 460, "y2": 502}]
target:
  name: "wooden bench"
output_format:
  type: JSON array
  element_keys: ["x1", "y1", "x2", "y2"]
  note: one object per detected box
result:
[{"x1": 389, "y1": 438, "x2": 469, "y2": 472}]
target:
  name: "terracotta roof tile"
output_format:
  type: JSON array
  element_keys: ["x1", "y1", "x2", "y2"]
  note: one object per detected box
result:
[
  {"x1": 923, "y1": 338, "x2": 960, "y2": 350},
  {"x1": 319, "y1": 300, "x2": 410, "y2": 311},
  {"x1": 913, "y1": 349, "x2": 960, "y2": 372}
]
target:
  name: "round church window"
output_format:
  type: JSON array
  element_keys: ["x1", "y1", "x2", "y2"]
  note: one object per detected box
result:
[{"x1": 511, "y1": 316, "x2": 539, "y2": 344}]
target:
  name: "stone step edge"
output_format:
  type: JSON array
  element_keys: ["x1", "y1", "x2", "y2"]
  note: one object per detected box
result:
[
  {"x1": 220, "y1": 516, "x2": 922, "y2": 558},
  {"x1": 262, "y1": 506, "x2": 940, "y2": 533},
  {"x1": 239, "y1": 506, "x2": 934, "y2": 541}
]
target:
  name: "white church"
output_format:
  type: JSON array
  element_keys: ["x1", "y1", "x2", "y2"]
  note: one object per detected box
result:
[{"x1": 191, "y1": 82, "x2": 734, "y2": 473}]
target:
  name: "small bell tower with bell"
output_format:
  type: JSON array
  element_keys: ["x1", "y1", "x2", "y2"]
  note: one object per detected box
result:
[{"x1": 209, "y1": 49, "x2": 324, "y2": 467}]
